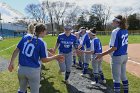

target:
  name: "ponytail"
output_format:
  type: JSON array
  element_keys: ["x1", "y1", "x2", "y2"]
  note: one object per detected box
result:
[{"x1": 115, "y1": 15, "x2": 127, "y2": 29}]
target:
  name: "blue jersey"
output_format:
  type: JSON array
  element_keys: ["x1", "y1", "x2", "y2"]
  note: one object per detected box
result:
[
  {"x1": 17, "y1": 35, "x2": 48, "y2": 68},
  {"x1": 91, "y1": 37, "x2": 102, "y2": 54},
  {"x1": 109, "y1": 27, "x2": 128, "y2": 56},
  {"x1": 57, "y1": 33, "x2": 78, "y2": 53},
  {"x1": 81, "y1": 33, "x2": 91, "y2": 49}
]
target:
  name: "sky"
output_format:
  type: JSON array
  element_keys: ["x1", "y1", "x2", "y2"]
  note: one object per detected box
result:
[
  {"x1": 0, "y1": 0, "x2": 140, "y2": 21},
  {"x1": 1, "y1": 0, "x2": 140, "y2": 15},
  {"x1": 0, "y1": 0, "x2": 39, "y2": 15}
]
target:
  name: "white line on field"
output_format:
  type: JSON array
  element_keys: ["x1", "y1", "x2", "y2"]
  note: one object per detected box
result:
[
  {"x1": 128, "y1": 59, "x2": 140, "y2": 65},
  {"x1": 0, "y1": 44, "x2": 16, "y2": 53}
]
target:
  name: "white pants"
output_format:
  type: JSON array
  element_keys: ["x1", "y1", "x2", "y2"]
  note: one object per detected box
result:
[{"x1": 111, "y1": 55, "x2": 128, "y2": 83}]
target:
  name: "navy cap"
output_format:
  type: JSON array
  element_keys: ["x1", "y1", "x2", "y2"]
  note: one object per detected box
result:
[{"x1": 64, "y1": 25, "x2": 72, "y2": 31}]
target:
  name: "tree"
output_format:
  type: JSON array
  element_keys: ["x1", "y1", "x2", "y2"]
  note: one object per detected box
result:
[
  {"x1": 64, "y1": 4, "x2": 81, "y2": 26},
  {"x1": 51, "y1": 1, "x2": 71, "y2": 34},
  {"x1": 77, "y1": 14, "x2": 88, "y2": 29},
  {"x1": 121, "y1": 7, "x2": 133, "y2": 19},
  {"x1": 42, "y1": 1, "x2": 55, "y2": 36},
  {"x1": 25, "y1": 3, "x2": 47, "y2": 23},
  {"x1": 127, "y1": 13, "x2": 140, "y2": 30},
  {"x1": 90, "y1": 4, "x2": 111, "y2": 30}
]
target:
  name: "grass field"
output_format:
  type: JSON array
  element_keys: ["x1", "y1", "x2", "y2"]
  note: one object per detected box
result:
[{"x1": 0, "y1": 35, "x2": 140, "y2": 93}]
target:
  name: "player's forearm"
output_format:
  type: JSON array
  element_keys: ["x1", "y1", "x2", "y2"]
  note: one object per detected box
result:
[
  {"x1": 48, "y1": 51, "x2": 54, "y2": 57},
  {"x1": 83, "y1": 51, "x2": 94, "y2": 54},
  {"x1": 41, "y1": 55, "x2": 58, "y2": 63},
  {"x1": 10, "y1": 48, "x2": 19, "y2": 63},
  {"x1": 102, "y1": 47, "x2": 117, "y2": 56},
  {"x1": 54, "y1": 43, "x2": 59, "y2": 52}
]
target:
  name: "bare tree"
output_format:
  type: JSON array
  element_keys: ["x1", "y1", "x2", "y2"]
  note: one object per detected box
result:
[
  {"x1": 42, "y1": 1, "x2": 57, "y2": 36},
  {"x1": 51, "y1": 1, "x2": 71, "y2": 34},
  {"x1": 91, "y1": 4, "x2": 111, "y2": 30},
  {"x1": 64, "y1": 4, "x2": 81, "y2": 26},
  {"x1": 121, "y1": 7, "x2": 133, "y2": 18},
  {"x1": 25, "y1": 3, "x2": 47, "y2": 23}
]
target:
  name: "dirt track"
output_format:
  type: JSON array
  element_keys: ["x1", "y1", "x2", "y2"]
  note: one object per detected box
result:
[{"x1": 103, "y1": 44, "x2": 140, "y2": 78}]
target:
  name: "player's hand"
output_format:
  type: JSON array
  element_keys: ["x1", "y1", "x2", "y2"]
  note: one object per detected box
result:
[
  {"x1": 56, "y1": 54, "x2": 65, "y2": 63},
  {"x1": 95, "y1": 54, "x2": 103, "y2": 60},
  {"x1": 8, "y1": 61, "x2": 14, "y2": 72},
  {"x1": 48, "y1": 48, "x2": 55, "y2": 54},
  {"x1": 78, "y1": 45, "x2": 82, "y2": 50},
  {"x1": 76, "y1": 49, "x2": 83, "y2": 56}
]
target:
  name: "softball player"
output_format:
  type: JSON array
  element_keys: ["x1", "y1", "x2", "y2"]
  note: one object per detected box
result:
[
  {"x1": 82, "y1": 28, "x2": 106, "y2": 86},
  {"x1": 96, "y1": 15, "x2": 129, "y2": 93},
  {"x1": 8, "y1": 23, "x2": 64, "y2": 93},
  {"x1": 53, "y1": 25, "x2": 78, "y2": 83},
  {"x1": 78, "y1": 27, "x2": 91, "y2": 75}
]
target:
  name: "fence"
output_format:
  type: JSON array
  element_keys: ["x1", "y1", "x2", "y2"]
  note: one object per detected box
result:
[{"x1": 96, "y1": 30, "x2": 140, "y2": 35}]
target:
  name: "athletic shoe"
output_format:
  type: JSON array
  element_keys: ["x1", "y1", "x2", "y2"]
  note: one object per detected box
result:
[
  {"x1": 65, "y1": 80, "x2": 69, "y2": 84},
  {"x1": 80, "y1": 73, "x2": 88, "y2": 77},
  {"x1": 102, "y1": 80, "x2": 106, "y2": 84},
  {"x1": 39, "y1": 84, "x2": 42, "y2": 88},
  {"x1": 91, "y1": 81, "x2": 100, "y2": 87}
]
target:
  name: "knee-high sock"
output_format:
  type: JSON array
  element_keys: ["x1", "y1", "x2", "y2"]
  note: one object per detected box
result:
[
  {"x1": 79, "y1": 61, "x2": 83, "y2": 68},
  {"x1": 99, "y1": 71, "x2": 105, "y2": 80},
  {"x1": 114, "y1": 82, "x2": 120, "y2": 93},
  {"x1": 122, "y1": 80, "x2": 129, "y2": 93},
  {"x1": 82, "y1": 63, "x2": 89, "y2": 74},
  {"x1": 73, "y1": 56, "x2": 76, "y2": 64},
  {"x1": 94, "y1": 73, "x2": 98, "y2": 83},
  {"x1": 65, "y1": 72, "x2": 71, "y2": 80}
]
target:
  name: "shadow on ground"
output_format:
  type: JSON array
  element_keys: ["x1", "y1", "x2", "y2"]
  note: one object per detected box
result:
[{"x1": 39, "y1": 64, "x2": 61, "y2": 93}]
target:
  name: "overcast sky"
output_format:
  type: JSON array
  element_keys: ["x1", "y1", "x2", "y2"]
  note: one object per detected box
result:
[{"x1": 39, "y1": 0, "x2": 140, "y2": 20}]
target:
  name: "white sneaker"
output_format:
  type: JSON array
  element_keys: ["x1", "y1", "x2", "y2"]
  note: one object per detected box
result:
[
  {"x1": 102, "y1": 80, "x2": 106, "y2": 84},
  {"x1": 65, "y1": 80, "x2": 69, "y2": 84},
  {"x1": 39, "y1": 84, "x2": 42, "y2": 88},
  {"x1": 80, "y1": 73, "x2": 88, "y2": 77},
  {"x1": 91, "y1": 81, "x2": 100, "y2": 87}
]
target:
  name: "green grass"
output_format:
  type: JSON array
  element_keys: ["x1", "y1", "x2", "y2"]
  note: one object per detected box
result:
[
  {"x1": 98, "y1": 35, "x2": 140, "y2": 46},
  {"x1": 0, "y1": 35, "x2": 140, "y2": 93}
]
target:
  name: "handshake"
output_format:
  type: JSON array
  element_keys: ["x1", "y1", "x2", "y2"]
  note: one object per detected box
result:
[{"x1": 48, "y1": 48, "x2": 64, "y2": 63}]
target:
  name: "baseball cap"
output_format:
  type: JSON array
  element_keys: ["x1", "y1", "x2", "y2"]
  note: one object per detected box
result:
[{"x1": 64, "y1": 25, "x2": 72, "y2": 31}]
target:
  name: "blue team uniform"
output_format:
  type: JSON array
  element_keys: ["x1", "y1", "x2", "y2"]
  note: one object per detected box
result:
[
  {"x1": 17, "y1": 35, "x2": 48, "y2": 68},
  {"x1": 80, "y1": 33, "x2": 91, "y2": 50},
  {"x1": 109, "y1": 27, "x2": 128, "y2": 56},
  {"x1": 57, "y1": 33, "x2": 78, "y2": 53},
  {"x1": 57, "y1": 32, "x2": 78, "y2": 81},
  {"x1": 109, "y1": 27, "x2": 128, "y2": 93},
  {"x1": 91, "y1": 37, "x2": 102, "y2": 54},
  {"x1": 80, "y1": 32, "x2": 91, "y2": 74}
]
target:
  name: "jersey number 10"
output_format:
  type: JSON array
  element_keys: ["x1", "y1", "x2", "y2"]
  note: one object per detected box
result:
[{"x1": 22, "y1": 42, "x2": 35, "y2": 57}]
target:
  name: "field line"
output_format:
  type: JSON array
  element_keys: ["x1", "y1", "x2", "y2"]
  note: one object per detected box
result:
[
  {"x1": 128, "y1": 59, "x2": 140, "y2": 65},
  {"x1": 0, "y1": 44, "x2": 16, "y2": 53}
]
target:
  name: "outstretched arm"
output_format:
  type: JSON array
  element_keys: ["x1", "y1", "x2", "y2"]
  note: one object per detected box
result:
[
  {"x1": 8, "y1": 48, "x2": 20, "y2": 72},
  {"x1": 41, "y1": 54, "x2": 64, "y2": 63},
  {"x1": 95, "y1": 47, "x2": 117, "y2": 60}
]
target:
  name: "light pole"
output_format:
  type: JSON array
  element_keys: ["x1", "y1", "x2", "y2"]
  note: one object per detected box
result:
[{"x1": 0, "y1": 13, "x2": 3, "y2": 37}]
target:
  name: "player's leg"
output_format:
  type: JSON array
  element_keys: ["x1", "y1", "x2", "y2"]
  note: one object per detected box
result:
[
  {"x1": 91, "y1": 55, "x2": 99, "y2": 84},
  {"x1": 83, "y1": 48, "x2": 91, "y2": 74},
  {"x1": 121, "y1": 55, "x2": 129, "y2": 93},
  {"x1": 72, "y1": 55, "x2": 76, "y2": 65},
  {"x1": 27, "y1": 67, "x2": 40, "y2": 93},
  {"x1": 65, "y1": 52, "x2": 72, "y2": 81},
  {"x1": 111, "y1": 56, "x2": 122, "y2": 93},
  {"x1": 72, "y1": 50, "x2": 76, "y2": 66},
  {"x1": 58, "y1": 52, "x2": 66, "y2": 73},
  {"x1": 18, "y1": 66, "x2": 28, "y2": 93},
  {"x1": 78, "y1": 54, "x2": 84, "y2": 68},
  {"x1": 98, "y1": 58, "x2": 106, "y2": 83}
]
